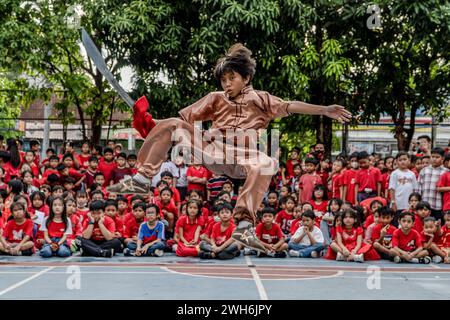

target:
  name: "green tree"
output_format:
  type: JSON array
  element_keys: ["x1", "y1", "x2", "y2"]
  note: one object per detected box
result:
[
  {"x1": 0, "y1": 0, "x2": 131, "y2": 145},
  {"x1": 343, "y1": 1, "x2": 450, "y2": 151}
]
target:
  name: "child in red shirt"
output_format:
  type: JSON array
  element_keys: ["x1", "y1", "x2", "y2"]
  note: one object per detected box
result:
[
  {"x1": 329, "y1": 159, "x2": 345, "y2": 199},
  {"x1": 98, "y1": 148, "x2": 117, "y2": 187},
  {"x1": 309, "y1": 185, "x2": 328, "y2": 226},
  {"x1": 110, "y1": 153, "x2": 133, "y2": 185},
  {"x1": 371, "y1": 207, "x2": 397, "y2": 260},
  {"x1": 22, "y1": 150, "x2": 40, "y2": 178},
  {"x1": 176, "y1": 199, "x2": 205, "y2": 257},
  {"x1": 413, "y1": 201, "x2": 432, "y2": 234},
  {"x1": 123, "y1": 202, "x2": 146, "y2": 250},
  {"x1": 390, "y1": 211, "x2": 430, "y2": 263},
  {"x1": 0, "y1": 201, "x2": 34, "y2": 256},
  {"x1": 155, "y1": 187, "x2": 178, "y2": 233},
  {"x1": 438, "y1": 211, "x2": 450, "y2": 263},
  {"x1": 342, "y1": 153, "x2": 359, "y2": 205},
  {"x1": 326, "y1": 208, "x2": 379, "y2": 262},
  {"x1": 275, "y1": 196, "x2": 296, "y2": 237},
  {"x1": 354, "y1": 151, "x2": 382, "y2": 203},
  {"x1": 79, "y1": 200, "x2": 122, "y2": 257},
  {"x1": 104, "y1": 200, "x2": 124, "y2": 239},
  {"x1": 436, "y1": 155, "x2": 450, "y2": 212},
  {"x1": 199, "y1": 202, "x2": 238, "y2": 259},
  {"x1": 421, "y1": 216, "x2": 445, "y2": 263},
  {"x1": 77, "y1": 141, "x2": 92, "y2": 169},
  {"x1": 255, "y1": 208, "x2": 288, "y2": 257},
  {"x1": 39, "y1": 196, "x2": 72, "y2": 258},
  {"x1": 298, "y1": 157, "x2": 323, "y2": 203},
  {"x1": 286, "y1": 147, "x2": 301, "y2": 178}
]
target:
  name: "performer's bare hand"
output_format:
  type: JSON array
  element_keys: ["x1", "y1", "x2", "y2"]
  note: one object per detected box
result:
[{"x1": 325, "y1": 105, "x2": 352, "y2": 123}]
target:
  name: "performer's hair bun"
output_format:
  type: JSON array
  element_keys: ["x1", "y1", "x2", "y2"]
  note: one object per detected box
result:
[{"x1": 214, "y1": 43, "x2": 256, "y2": 83}]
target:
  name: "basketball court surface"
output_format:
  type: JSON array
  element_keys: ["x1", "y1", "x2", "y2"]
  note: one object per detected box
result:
[{"x1": 1, "y1": 253, "x2": 450, "y2": 299}]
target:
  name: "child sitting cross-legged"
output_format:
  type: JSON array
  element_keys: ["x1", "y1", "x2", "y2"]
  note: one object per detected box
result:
[
  {"x1": 133, "y1": 204, "x2": 165, "y2": 257},
  {"x1": 325, "y1": 208, "x2": 380, "y2": 262},
  {"x1": 199, "y1": 203, "x2": 240, "y2": 260},
  {"x1": 390, "y1": 211, "x2": 431, "y2": 264},
  {"x1": 255, "y1": 207, "x2": 288, "y2": 258},
  {"x1": 421, "y1": 217, "x2": 446, "y2": 264},
  {"x1": 288, "y1": 210, "x2": 325, "y2": 258},
  {"x1": 371, "y1": 207, "x2": 397, "y2": 260}
]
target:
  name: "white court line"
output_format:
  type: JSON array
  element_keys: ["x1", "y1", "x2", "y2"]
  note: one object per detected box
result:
[
  {"x1": 245, "y1": 256, "x2": 268, "y2": 300},
  {"x1": 0, "y1": 256, "x2": 74, "y2": 297},
  {"x1": 429, "y1": 263, "x2": 442, "y2": 269}
]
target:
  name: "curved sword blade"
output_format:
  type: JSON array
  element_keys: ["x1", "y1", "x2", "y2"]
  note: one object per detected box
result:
[{"x1": 81, "y1": 28, "x2": 135, "y2": 108}]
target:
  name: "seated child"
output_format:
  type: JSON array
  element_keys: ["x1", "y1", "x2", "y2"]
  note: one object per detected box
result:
[
  {"x1": 421, "y1": 216, "x2": 445, "y2": 264},
  {"x1": 0, "y1": 201, "x2": 34, "y2": 256},
  {"x1": 133, "y1": 204, "x2": 166, "y2": 257},
  {"x1": 325, "y1": 208, "x2": 380, "y2": 262},
  {"x1": 79, "y1": 200, "x2": 122, "y2": 257},
  {"x1": 288, "y1": 210, "x2": 325, "y2": 258},
  {"x1": 255, "y1": 207, "x2": 288, "y2": 258},
  {"x1": 123, "y1": 202, "x2": 146, "y2": 255},
  {"x1": 39, "y1": 197, "x2": 72, "y2": 258},
  {"x1": 390, "y1": 211, "x2": 430, "y2": 264},
  {"x1": 438, "y1": 211, "x2": 450, "y2": 263},
  {"x1": 176, "y1": 200, "x2": 205, "y2": 257},
  {"x1": 371, "y1": 207, "x2": 397, "y2": 260},
  {"x1": 199, "y1": 203, "x2": 239, "y2": 260}
]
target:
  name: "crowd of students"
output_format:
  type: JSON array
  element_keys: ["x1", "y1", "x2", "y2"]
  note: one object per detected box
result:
[{"x1": 0, "y1": 135, "x2": 449, "y2": 264}]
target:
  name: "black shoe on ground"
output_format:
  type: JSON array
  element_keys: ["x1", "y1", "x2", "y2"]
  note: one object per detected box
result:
[
  {"x1": 275, "y1": 251, "x2": 287, "y2": 258},
  {"x1": 101, "y1": 249, "x2": 114, "y2": 258}
]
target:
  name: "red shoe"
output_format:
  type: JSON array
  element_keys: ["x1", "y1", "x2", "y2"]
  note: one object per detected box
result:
[{"x1": 132, "y1": 96, "x2": 156, "y2": 138}]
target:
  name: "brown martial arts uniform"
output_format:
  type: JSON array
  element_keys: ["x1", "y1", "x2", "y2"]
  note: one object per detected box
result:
[{"x1": 137, "y1": 85, "x2": 291, "y2": 220}]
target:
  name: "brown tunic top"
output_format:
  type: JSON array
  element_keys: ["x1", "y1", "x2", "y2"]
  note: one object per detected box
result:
[{"x1": 178, "y1": 86, "x2": 291, "y2": 131}]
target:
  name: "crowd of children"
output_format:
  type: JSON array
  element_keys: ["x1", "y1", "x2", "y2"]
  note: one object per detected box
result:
[{"x1": 0, "y1": 135, "x2": 449, "y2": 264}]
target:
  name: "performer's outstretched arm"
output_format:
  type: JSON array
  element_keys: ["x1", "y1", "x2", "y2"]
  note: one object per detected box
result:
[{"x1": 287, "y1": 101, "x2": 352, "y2": 123}]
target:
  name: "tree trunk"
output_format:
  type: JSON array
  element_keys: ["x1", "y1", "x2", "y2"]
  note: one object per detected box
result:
[
  {"x1": 316, "y1": 116, "x2": 333, "y2": 159},
  {"x1": 91, "y1": 108, "x2": 103, "y2": 147}
]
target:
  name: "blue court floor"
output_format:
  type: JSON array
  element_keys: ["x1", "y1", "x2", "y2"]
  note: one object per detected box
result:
[{"x1": 1, "y1": 253, "x2": 450, "y2": 299}]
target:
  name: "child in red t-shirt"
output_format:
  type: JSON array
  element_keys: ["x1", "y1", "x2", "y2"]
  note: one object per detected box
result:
[
  {"x1": 342, "y1": 153, "x2": 359, "y2": 205},
  {"x1": 275, "y1": 196, "x2": 296, "y2": 237},
  {"x1": 413, "y1": 201, "x2": 432, "y2": 234},
  {"x1": 329, "y1": 159, "x2": 345, "y2": 199},
  {"x1": 438, "y1": 211, "x2": 450, "y2": 263},
  {"x1": 298, "y1": 158, "x2": 323, "y2": 204},
  {"x1": 79, "y1": 200, "x2": 122, "y2": 258},
  {"x1": 176, "y1": 200, "x2": 204, "y2": 257},
  {"x1": 199, "y1": 202, "x2": 238, "y2": 259},
  {"x1": 0, "y1": 202, "x2": 34, "y2": 255},
  {"x1": 371, "y1": 207, "x2": 397, "y2": 260},
  {"x1": 39, "y1": 196, "x2": 72, "y2": 258},
  {"x1": 155, "y1": 187, "x2": 178, "y2": 234},
  {"x1": 309, "y1": 185, "x2": 328, "y2": 226},
  {"x1": 98, "y1": 148, "x2": 117, "y2": 187},
  {"x1": 421, "y1": 217, "x2": 445, "y2": 263},
  {"x1": 123, "y1": 202, "x2": 146, "y2": 253},
  {"x1": 110, "y1": 153, "x2": 133, "y2": 185},
  {"x1": 390, "y1": 211, "x2": 430, "y2": 263},
  {"x1": 436, "y1": 155, "x2": 450, "y2": 213},
  {"x1": 326, "y1": 209, "x2": 380, "y2": 262},
  {"x1": 255, "y1": 208, "x2": 288, "y2": 257},
  {"x1": 104, "y1": 199, "x2": 124, "y2": 239},
  {"x1": 354, "y1": 151, "x2": 382, "y2": 203},
  {"x1": 286, "y1": 147, "x2": 301, "y2": 178}
]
